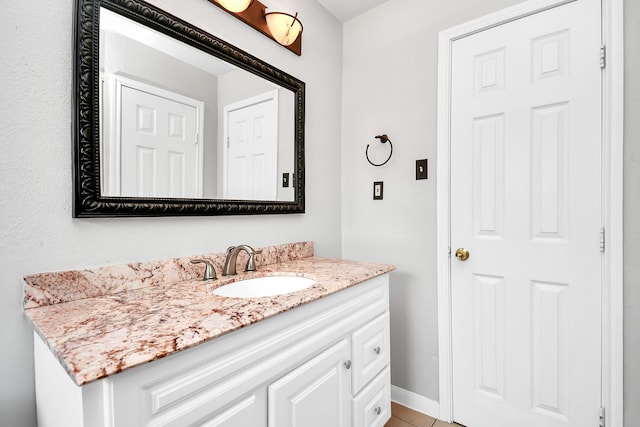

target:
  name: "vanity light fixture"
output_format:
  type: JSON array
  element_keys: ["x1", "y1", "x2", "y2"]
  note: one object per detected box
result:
[
  {"x1": 207, "y1": 0, "x2": 303, "y2": 55},
  {"x1": 215, "y1": 0, "x2": 254, "y2": 13}
]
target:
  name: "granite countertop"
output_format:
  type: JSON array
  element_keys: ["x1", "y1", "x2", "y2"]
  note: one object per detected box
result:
[{"x1": 24, "y1": 253, "x2": 394, "y2": 386}]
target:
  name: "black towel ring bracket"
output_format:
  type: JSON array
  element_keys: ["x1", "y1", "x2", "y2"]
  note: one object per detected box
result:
[{"x1": 366, "y1": 134, "x2": 393, "y2": 167}]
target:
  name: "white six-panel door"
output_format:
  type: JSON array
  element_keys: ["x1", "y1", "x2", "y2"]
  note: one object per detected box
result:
[
  {"x1": 449, "y1": 1, "x2": 602, "y2": 426},
  {"x1": 119, "y1": 84, "x2": 203, "y2": 198},
  {"x1": 223, "y1": 90, "x2": 278, "y2": 200}
]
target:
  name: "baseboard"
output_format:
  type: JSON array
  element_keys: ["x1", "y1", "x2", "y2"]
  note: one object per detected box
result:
[{"x1": 390, "y1": 385, "x2": 440, "y2": 419}]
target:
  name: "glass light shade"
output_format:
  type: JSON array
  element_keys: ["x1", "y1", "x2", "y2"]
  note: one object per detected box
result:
[
  {"x1": 216, "y1": 0, "x2": 253, "y2": 13},
  {"x1": 265, "y1": 12, "x2": 303, "y2": 46}
]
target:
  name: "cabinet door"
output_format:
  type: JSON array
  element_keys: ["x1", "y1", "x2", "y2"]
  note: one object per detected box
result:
[{"x1": 268, "y1": 340, "x2": 351, "y2": 427}]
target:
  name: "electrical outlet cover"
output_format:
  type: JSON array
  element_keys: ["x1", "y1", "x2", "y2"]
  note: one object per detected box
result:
[{"x1": 373, "y1": 181, "x2": 383, "y2": 200}]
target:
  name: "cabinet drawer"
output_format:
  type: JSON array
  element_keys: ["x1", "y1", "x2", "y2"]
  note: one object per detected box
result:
[
  {"x1": 352, "y1": 312, "x2": 390, "y2": 393},
  {"x1": 352, "y1": 366, "x2": 391, "y2": 427}
]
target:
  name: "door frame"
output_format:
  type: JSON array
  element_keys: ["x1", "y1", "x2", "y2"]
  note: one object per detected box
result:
[{"x1": 435, "y1": 0, "x2": 624, "y2": 425}]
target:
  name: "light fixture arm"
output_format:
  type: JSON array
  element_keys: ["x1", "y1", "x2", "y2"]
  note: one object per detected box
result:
[{"x1": 285, "y1": 12, "x2": 299, "y2": 40}]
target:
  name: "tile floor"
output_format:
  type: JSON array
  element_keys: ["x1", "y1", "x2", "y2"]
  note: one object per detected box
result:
[{"x1": 385, "y1": 402, "x2": 464, "y2": 427}]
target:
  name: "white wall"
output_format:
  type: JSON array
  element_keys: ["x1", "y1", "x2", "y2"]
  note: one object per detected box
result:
[{"x1": 0, "y1": 1, "x2": 342, "y2": 425}]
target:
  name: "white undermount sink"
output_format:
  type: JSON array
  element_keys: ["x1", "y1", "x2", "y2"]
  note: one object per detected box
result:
[{"x1": 212, "y1": 275, "x2": 316, "y2": 298}]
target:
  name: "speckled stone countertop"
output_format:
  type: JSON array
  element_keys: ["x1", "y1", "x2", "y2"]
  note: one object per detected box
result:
[{"x1": 23, "y1": 242, "x2": 394, "y2": 386}]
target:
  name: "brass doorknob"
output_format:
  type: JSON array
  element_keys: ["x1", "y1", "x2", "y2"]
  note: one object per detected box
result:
[{"x1": 455, "y1": 248, "x2": 470, "y2": 261}]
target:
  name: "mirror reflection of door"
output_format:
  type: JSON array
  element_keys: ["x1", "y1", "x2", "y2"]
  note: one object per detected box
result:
[
  {"x1": 109, "y1": 76, "x2": 204, "y2": 198},
  {"x1": 223, "y1": 90, "x2": 278, "y2": 200}
]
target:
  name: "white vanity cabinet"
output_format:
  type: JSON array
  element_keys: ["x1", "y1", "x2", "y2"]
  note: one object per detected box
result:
[{"x1": 34, "y1": 274, "x2": 391, "y2": 427}]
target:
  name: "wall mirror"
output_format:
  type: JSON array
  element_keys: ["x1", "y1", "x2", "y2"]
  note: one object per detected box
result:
[{"x1": 73, "y1": 0, "x2": 305, "y2": 217}]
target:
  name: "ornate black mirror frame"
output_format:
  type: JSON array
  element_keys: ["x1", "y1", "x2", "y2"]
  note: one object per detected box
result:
[{"x1": 73, "y1": 0, "x2": 305, "y2": 217}]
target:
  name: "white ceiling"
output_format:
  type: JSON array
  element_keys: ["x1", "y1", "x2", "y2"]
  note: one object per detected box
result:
[{"x1": 316, "y1": 0, "x2": 390, "y2": 22}]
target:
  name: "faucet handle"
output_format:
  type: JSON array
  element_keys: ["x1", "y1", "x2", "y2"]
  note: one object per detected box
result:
[
  {"x1": 190, "y1": 259, "x2": 218, "y2": 281},
  {"x1": 245, "y1": 249, "x2": 263, "y2": 272}
]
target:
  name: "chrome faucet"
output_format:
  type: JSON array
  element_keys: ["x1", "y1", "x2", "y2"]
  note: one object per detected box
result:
[{"x1": 223, "y1": 245, "x2": 262, "y2": 276}]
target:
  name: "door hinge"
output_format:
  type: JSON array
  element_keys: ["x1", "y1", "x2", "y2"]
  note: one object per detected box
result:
[
  {"x1": 600, "y1": 228, "x2": 606, "y2": 253},
  {"x1": 600, "y1": 45, "x2": 606, "y2": 69},
  {"x1": 600, "y1": 407, "x2": 606, "y2": 427}
]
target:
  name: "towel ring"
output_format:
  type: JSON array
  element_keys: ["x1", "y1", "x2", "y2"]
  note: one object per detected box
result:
[{"x1": 366, "y1": 134, "x2": 393, "y2": 167}]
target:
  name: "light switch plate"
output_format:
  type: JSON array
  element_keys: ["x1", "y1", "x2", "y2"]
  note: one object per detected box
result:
[{"x1": 416, "y1": 159, "x2": 428, "y2": 180}]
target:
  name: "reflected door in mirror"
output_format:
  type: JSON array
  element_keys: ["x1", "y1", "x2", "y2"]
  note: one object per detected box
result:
[
  {"x1": 224, "y1": 90, "x2": 278, "y2": 200},
  {"x1": 117, "y1": 83, "x2": 204, "y2": 198}
]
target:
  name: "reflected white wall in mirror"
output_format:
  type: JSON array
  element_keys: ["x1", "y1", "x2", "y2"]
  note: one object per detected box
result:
[{"x1": 99, "y1": 8, "x2": 296, "y2": 201}]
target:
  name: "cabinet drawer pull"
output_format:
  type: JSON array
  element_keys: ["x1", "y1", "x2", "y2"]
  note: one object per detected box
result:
[
  {"x1": 374, "y1": 346, "x2": 381, "y2": 355},
  {"x1": 344, "y1": 360, "x2": 352, "y2": 369},
  {"x1": 375, "y1": 406, "x2": 382, "y2": 415}
]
